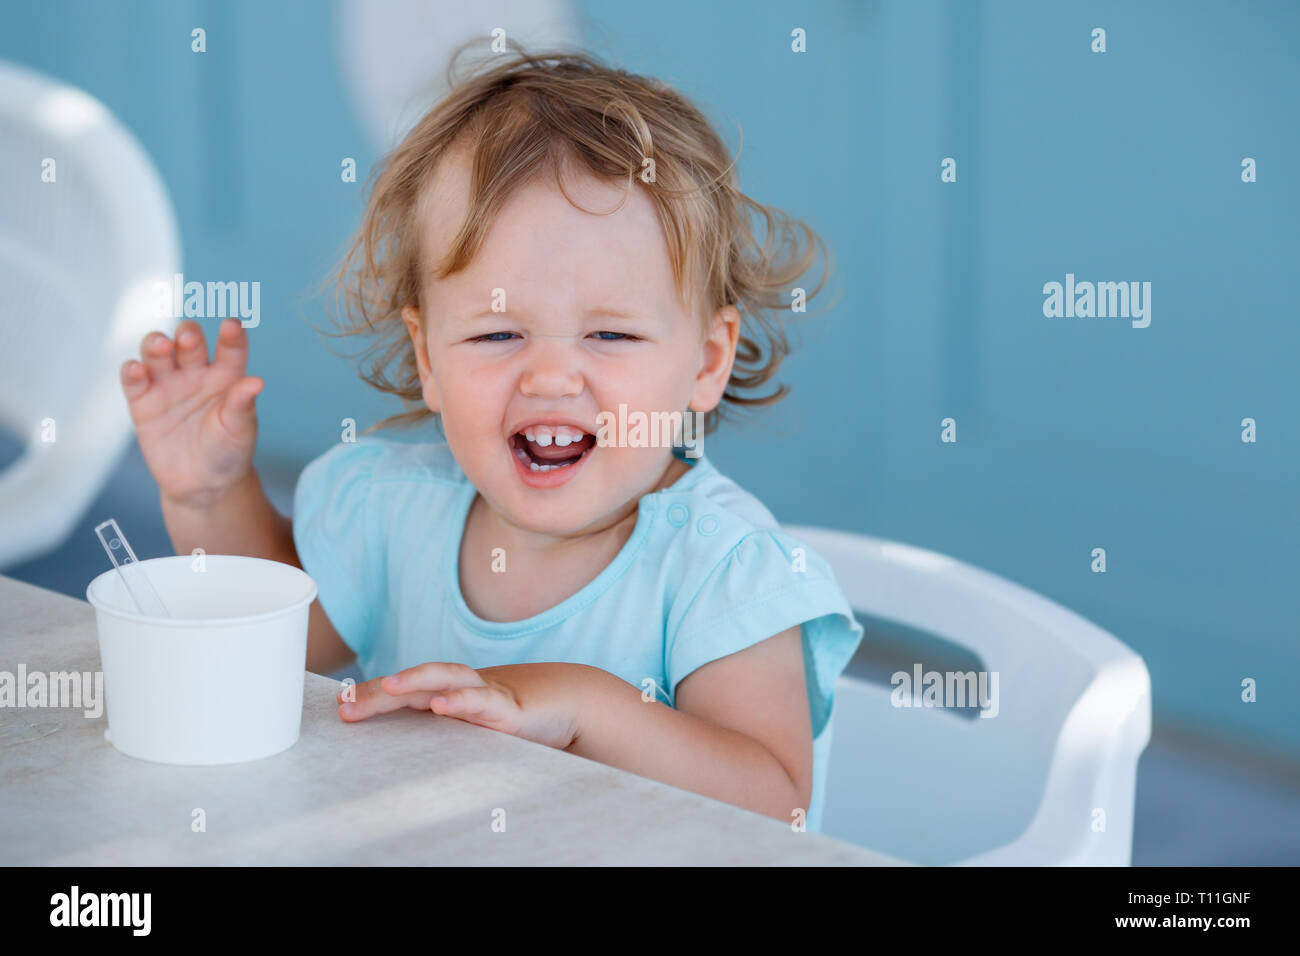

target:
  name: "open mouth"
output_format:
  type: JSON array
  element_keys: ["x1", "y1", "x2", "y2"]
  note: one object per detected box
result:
[{"x1": 509, "y1": 427, "x2": 597, "y2": 473}]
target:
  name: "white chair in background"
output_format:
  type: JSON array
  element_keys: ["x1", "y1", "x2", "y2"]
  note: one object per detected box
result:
[
  {"x1": 337, "y1": 0, "x2": 580, "y2": 152},
  {"x1": 784, "y1": 525, "x2": 1152, "y2": 866},
  {"x1": 0, "y1": 60, "x2": 181, "y2": 569}
]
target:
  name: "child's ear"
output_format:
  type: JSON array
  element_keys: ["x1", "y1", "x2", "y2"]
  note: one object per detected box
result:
[
  {"x1": 401, "y1": 304, "x2": 442, "y2": 414},
  {"x1": 689, "y1": 304, "x2": 741, "y2": 413}
]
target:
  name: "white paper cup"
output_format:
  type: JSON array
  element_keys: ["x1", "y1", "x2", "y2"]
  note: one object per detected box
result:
[{"x1": 86, "y1": 555, "x2": 317, "y2": 765}]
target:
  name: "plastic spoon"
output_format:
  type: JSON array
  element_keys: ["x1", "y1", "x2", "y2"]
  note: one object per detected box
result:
[{"x1": 94, "y1": 518, "x2": 170, "y2": 618}]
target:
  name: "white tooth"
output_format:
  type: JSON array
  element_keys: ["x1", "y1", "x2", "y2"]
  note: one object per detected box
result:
[
  {"x1": 524, "y1": 429, "x2": 536, "y2": 441},
  {"x1": 533, "y1": 431, "x2": 553, "y2": 447},
  {"x1": 553, "y1": 433, "x2": 574, "y2": 447}
]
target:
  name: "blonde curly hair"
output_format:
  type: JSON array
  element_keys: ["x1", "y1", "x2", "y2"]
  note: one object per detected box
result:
[{"x1": 321, "y1": 39, "x2": 832, "y2": 436}]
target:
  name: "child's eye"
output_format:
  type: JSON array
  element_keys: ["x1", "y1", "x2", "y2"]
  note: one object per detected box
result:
[
  {"x1": 589, "y1": 331, "x2": 640, "y2": 341},
  {"x1": 468, "y1": 331, "x2": 640, "y2": 343}
]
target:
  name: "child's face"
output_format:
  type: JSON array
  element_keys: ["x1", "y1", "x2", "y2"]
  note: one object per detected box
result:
[{"x1": 402, "y1": 146, "x2": 739, "y2": 537}]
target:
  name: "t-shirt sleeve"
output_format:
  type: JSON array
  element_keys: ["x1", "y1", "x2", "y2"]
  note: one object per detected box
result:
[
  {"x1": 291, "y1": 439, "x2": 388, "y2": 661},
  {"x1": 666, "y1": 529, "x2": 864, "y2": 739}
]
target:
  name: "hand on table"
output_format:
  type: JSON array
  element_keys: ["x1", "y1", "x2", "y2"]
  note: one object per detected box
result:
[{"x1": 337, "y1": 661, "x2": 589, "y2": 751}]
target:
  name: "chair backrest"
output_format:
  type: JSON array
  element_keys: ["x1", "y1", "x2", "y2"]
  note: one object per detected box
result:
[
  {"x1": 0, "y1": 60, "x2": 180, "y2": 568},
  {"x1": 784, "y1": 524, "x2": 1151, "y2": 865}
]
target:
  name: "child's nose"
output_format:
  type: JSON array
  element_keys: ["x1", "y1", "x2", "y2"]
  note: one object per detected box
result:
[{"x1": 519, "y1": 336, "x2": 584, "y2": 398}]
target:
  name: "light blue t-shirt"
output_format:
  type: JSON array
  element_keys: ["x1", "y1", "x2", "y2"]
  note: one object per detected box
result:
[{"x1": 292, "y1": 436, "x2": 863, "y2": 832}]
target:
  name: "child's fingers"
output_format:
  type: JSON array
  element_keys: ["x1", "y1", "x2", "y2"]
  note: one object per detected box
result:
[
  {"x1": 138, "y1": 330, "x2": 177, "y2": 380},
  {"x1": 217, "y1": 376, "x2": 263, "y2": 432},
  {"x1": 225, "y1": 376, "x2": 264, "y2": 413},
  {"x1": 120, "y1": 359, "x2": 152, "y2": 402},
  {"x1": 173, "y1": 320, "x2": 210, "y2": 369},
  {"x1": 345, "y1": 674, "x2": 410, "y2": 707},
  {"x1": 212, "y1": 317, "x2": 250, "y2": 374},
  {"x1": 338, "y1": 666, "x2": 491, "y2": 723},
  {"x1": 339, "y1": 686, "x2": 432, "y2": 721},
  {"x1": 431, "y1": 686, "x2": 507, "y2": 722},
  {"x1": 385, "y1": 662, "x2": 485, "y2": 694}
]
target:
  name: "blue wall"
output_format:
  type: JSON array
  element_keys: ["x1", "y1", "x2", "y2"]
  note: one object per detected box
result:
[
  {"x1": 590, "y1": 0, "x2": 1298, "y2": 760},
  {"x1": 4, "y1": 0, "x2": 1296, "y2": 760}
]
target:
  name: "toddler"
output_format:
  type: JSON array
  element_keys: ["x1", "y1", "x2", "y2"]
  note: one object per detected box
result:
[{"x1": 121, "y1": 46, "x2": 863, "y2": 833}]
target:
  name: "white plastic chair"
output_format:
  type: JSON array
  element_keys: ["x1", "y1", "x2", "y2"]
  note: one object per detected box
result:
[
  {"x1": 337, "y1": 0, "x2": 580, "y2": 152},
  {"x1": 783, "y1": 525, "x2": 1151, "y2": 866},
  {"x1": 0, "y1": 60, "x2": 181, "y2": 569}
]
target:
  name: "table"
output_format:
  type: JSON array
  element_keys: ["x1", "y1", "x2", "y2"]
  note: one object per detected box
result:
[{"x1": 0, "y1": 574, "x2": 903, "y2": 865}]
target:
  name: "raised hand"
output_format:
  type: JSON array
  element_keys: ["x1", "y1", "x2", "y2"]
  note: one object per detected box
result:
[{"x1": 120, "y1": 317, "x2": 265, "y2": 508}]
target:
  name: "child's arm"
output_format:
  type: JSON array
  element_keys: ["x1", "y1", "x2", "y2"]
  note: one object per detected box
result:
[
  {"x1": 563, "y1": 626, "x2": 812, "y2": 824},
  {"x1": 342, "y1": 627, "x2": 813, "y2": 824},
  {"x1": 122, "y1": 317, "x2": 356, "y2": 676}
]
